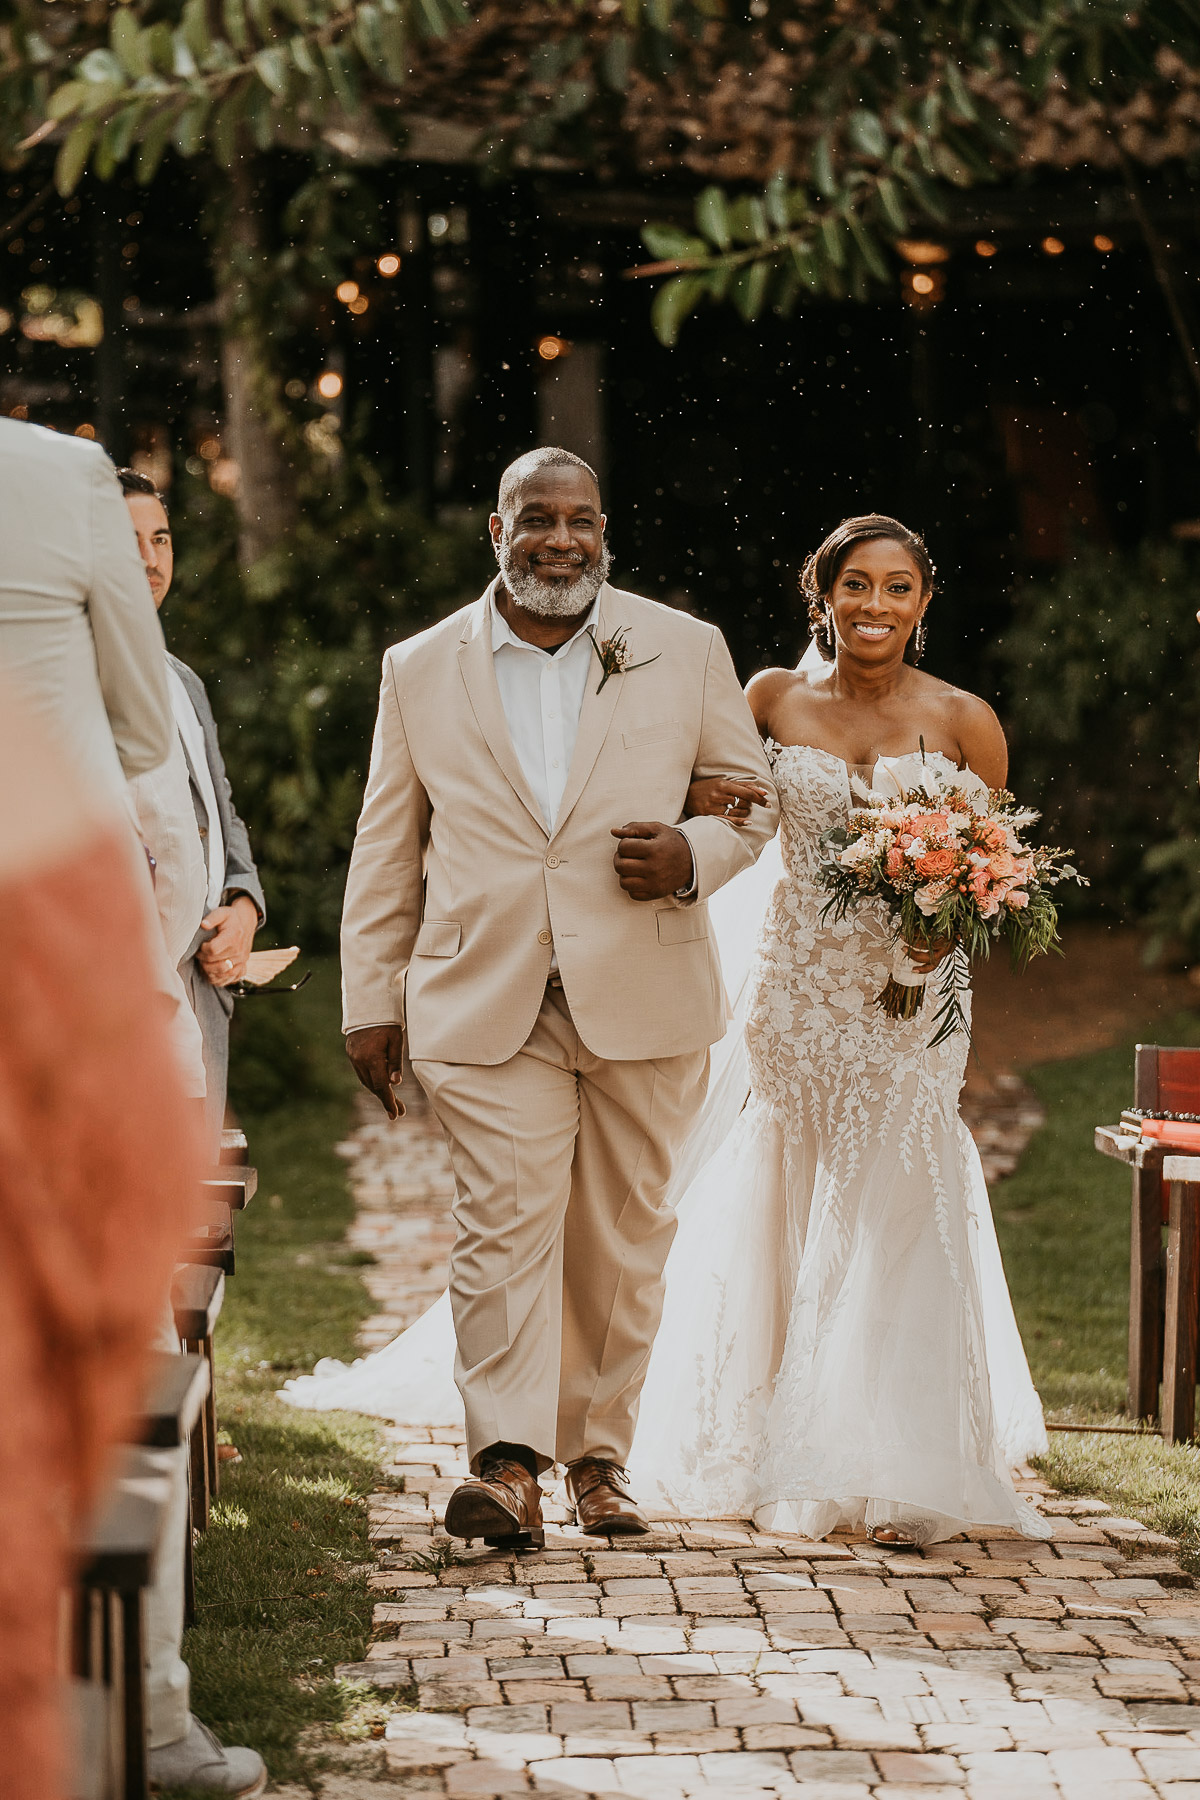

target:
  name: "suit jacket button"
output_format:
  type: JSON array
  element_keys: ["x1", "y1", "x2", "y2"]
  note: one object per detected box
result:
[
  {"x1": 537, "y1": 929, "x2": 552, "y2": 945},
  {"x1": 545, "y1": 854, "x2": 560, "y2": 869}
]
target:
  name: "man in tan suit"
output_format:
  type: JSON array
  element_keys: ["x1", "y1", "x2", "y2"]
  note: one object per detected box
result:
[{"x1": 343, "y1": 448, "x2": 777, "y2": 1548}]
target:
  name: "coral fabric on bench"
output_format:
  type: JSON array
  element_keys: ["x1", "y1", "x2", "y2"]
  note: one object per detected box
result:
[{"x1": 1140, "y1": 1119, "x2": 1200, "y2": 1152}]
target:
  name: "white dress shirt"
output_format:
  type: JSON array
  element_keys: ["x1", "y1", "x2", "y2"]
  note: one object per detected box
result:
[
  {"x1": 489, "y1": 586, "x2": 598, "y2": 833},
  {"x1": 166, "y1": 661, "x2": 225, "y2": 913},
  {"x1": 489, "y1": 583, "x2": 695, "y2": 906}
]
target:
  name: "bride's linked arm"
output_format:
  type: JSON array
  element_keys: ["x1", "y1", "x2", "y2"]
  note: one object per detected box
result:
[
  {"x1": 674, "y1": 627, "x2": 780, "y2": 902},
  {"x1": 341, "y1": 648, "x2": 431, "y2": 1118}
]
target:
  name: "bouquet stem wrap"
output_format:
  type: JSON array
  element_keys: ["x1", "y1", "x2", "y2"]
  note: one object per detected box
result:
[{"x1": 878, "y1": 942, "x2": 927, "y2": 1020}]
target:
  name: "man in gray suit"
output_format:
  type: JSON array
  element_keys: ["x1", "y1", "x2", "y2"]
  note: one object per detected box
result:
[{"x1": 118, "y1": 470, "x2": 266, "y2": 1133}]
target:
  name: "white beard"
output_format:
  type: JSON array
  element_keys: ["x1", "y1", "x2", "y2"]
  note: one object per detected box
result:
[{"x1": 498, "y1": 538, "x2": 612, "y2": 618}]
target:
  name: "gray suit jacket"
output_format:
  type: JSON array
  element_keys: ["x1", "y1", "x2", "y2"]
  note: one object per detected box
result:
[
  {"x1": 170, "y1": 651, "x2": 265, "y2": 1093},
  {"x1": 169, "y1": 653, "x2": 266, "y2": 934}
]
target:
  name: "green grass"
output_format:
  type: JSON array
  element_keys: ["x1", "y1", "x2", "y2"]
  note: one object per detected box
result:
[
  {"x1": 173, "y1": 955, "x2": 396, "y2": 1790},
  {"x1": 997, "y1": 1006, "x2": 1200, "y2": 1566}
]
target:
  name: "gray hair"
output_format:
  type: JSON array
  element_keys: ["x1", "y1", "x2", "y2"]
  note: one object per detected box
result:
[{"x1": 495, "y1": 447, "x2": 601, "y2": 523}]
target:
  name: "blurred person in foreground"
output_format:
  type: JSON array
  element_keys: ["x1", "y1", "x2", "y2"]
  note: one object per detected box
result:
[
  {"x1": 0, "y1": 416, "x2": 206, "y2": 1094},
  {"x1": 119, "y1": 468, "x2": 265, "y2": 1136},
  {"x1": 0, "y1": 674, "x2": 205, "y2": 1800},
  {"x1": 0, "y1": 419, "x2": 266, "y2": 1795}
]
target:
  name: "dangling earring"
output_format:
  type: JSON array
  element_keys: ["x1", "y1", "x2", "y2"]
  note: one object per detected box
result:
[{"x1": 912, "y1": 616, "x2": 928, "y2": 663}]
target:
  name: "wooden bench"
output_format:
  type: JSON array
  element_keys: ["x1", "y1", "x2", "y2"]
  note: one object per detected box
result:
[
  {"x1": 202, "y1": 1165, "x2": 257, "y2": 1211},
  {"x1": 171, "y1": 1264, "x2": 225, "y2": 1522},
  {"x1": 220, "y1": 1125, "x2": 249, "y2": 1166},
  {"x1": 137, "y1": 1351, "x2": 210, "y2": 1619},
  {"x1": 1095, "y1": 1042, "x2": 1200, "y2": 1423},
  {"x1": 182, "y1": 1197, "x2": 235, "y2": 1274},
  {"x1": 1162, "y1": 1154, "x2": 1200, "y2": 1444},
  {"x1": 74, "y1": 1447, "x2": 174, "y2": 1800}
]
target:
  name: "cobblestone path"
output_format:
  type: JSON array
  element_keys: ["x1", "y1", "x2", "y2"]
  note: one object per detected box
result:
[{"x1": 331, "y1": 1089, "x2": 1200, "y2": 1799}]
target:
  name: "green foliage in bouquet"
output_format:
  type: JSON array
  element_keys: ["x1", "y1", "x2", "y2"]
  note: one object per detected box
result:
[
  {"x1": 998, "y1": 541, "x2": 1200, "y2": 962},
  {"x1": 162, "y1": 460, "x2": 492, "y2": 949}
]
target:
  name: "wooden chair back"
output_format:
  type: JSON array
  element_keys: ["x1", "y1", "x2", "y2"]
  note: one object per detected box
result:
[{"x1": 1136, "y1": 1045, "x2": 1200, "y2": 1115}]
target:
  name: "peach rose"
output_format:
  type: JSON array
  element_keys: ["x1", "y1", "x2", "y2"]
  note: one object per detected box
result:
[{"x1": 915, "y1": 847, "x2": 957, "y2": 879}]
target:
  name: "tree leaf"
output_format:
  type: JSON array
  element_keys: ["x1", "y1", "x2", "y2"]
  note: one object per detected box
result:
[
  {"x1": 943, "y1": 57, "x2": 978, "y2": 121},
  {"x1": 211, "y1": 80, "x2": 249, "y2": 166},
  {"x1": 290, "y1": 33, "x2": 320, "y2": 77},
  {"x1": 896, "y1": 160, "x2": 948, "y2": 222},
  {"x1": 181, "y1": 0, "x2": 212, "y2": 62},
  {"x1": 847, "y1": 212, "x2": 889, "y2": 281},
  {"x1": 812, "y1": 133, "x2": 836, "y2": 198},
  {"x1": 731, "y1": 258, "x2": 769, "y2": 322},
  {"x1": 111, "y1": 8, "x2": 150, "y2": 80},
  {"x1": 322, "y1": 42, "x2": 360, "y2": 113},
  {"x1": 932, "y1": 140, "x2": 974, "y2": 187},
  {"x1": 789, "y1": 238, "x2": 824, "y2": 293},
  {"x1": 728, "y1": 194, "x2": 768, "y2": 243},
  {"x1": 650, "y1": 272, "x2": 706, "y2": 347},
  {"x1": 81, "y1": 48, "x2": 125, "y2": 85},
  {"x1": 377, "y1": 12, "x2": 407, "y2": 82},
  {"x1": 846, "y1": 108, "x2": 886, "y2": 159},
  {"x1": 173, "y1": 96, "x2": 209, "y2": 156},
  {"x1": 641, "y1": 222, "x2": 708, "y2": 260},
  {"x1": 876, "y1": 174, "x2": 907, "y2": 232},
  {"x1": 820, "y1": 213, "x2": 846, "y2": 267},
  {"x1": 764, "y1": 167, "x2": 789, "y2": 232},
  {"x1": 95, "y1": 101, "x2": 145, "y2": 178},
  {"x1": 254, "y1": 45, "x2": 291, "y2": 95},
  {"x1": 135, "y1": 103, "x2": 179, "y2": 183},
  {"x1": 695, "y1": 184, "x2": 731, "y2": 251},
  {"x1": 47, "y1": 81, "x2": 87, "y2": 122},
  {"x1": 55, "y1": 117, "x2": 97, "y2": 195},
  {"x1": 223, "y1": 0, "x2": 251, "y2": 55}
]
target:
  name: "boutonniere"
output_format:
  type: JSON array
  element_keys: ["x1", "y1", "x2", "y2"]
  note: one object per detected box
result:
[{"x1": 586, "y1": 626, "x2": 661, "y2": 694}]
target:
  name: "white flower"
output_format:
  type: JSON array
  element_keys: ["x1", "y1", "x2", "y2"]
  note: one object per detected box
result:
[
  {"x1": 904, "y1": 838, "x2": 928, "y2": 860},
  {"x1": 914, "y1": 881, "x2": 949, "y2": 915}
]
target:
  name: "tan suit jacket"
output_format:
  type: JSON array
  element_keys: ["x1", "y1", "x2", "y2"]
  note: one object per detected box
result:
[
  {"x1": 341, "y1": 581, "x2": 778, "y2": 1064},
  {"x1": 0, "y1": 418, "x2": 172, "y2": 800}
]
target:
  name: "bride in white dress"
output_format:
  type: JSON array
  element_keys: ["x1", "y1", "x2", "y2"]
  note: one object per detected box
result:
[{"x1": 284, "y1": 512, "x2": 1050, "y2": 1548}]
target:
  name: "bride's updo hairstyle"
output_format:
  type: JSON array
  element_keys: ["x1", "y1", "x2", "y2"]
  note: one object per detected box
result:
[{"x1": 801, "y1": 514, "x2": 936, "y2": 665}]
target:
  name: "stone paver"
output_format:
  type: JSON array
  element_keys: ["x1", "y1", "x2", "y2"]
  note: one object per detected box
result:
[{"x1": 321, "y1": 1086, "x2": 1200, "y2": 1799}]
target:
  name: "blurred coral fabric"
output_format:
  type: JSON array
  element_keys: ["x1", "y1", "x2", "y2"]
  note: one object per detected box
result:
[{"x1": 0, "y1": 709, "x2": 203, "y2": 1800}]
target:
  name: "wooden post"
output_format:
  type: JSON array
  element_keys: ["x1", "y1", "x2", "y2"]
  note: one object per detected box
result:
[
  {"x1": 1162, "y1": 1159, "x2": 1200, "y2": 1443},
  {"x1": 1128, "y1": 1163, "x2": 1165, "y2": 1421}
]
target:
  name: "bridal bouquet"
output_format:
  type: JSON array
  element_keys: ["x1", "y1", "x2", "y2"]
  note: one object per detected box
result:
[{"x1": 818, "y1": 756, "x2": 1085, "y2": 1045}]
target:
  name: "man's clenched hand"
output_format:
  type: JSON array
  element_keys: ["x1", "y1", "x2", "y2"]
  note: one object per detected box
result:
[
  {"x1": 346, "y1": 1024, "x2": 406, "y2": 1119},
  {"x1": 197, "y1": 894, "x2": 259, "y2": 986},
  {"x1": 611, "y1": 821, "x2": 694, "y2": 902}
]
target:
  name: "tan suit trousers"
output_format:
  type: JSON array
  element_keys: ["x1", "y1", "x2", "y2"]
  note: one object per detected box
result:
[{"x1": 413, "y1": 986, "x2": 708, "y2": 1473}]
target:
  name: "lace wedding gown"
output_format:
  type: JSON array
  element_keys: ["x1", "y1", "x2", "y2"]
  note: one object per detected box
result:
[{"x1": 283, "y1": 744, "x2": 1049, "y2": 1546}]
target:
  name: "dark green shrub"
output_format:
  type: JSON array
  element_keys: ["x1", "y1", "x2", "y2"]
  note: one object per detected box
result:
[
  {"x1": 161, "y1": 463, "x2": 492, "y2": 947},
  {"x1": 998, "y1": 540, "x2": 1200, "y2": 959}
]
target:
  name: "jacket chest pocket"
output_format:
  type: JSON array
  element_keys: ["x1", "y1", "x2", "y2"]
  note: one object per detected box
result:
[
  {"x1": 657, "y1": 907, "x2": 709, "y2": 947},
  {"x1": 414, "y1": 920, "x2": 461, "y2": 957},
  {"x1": 623, "y1": 723, "x2": 682, "y2": 750}
]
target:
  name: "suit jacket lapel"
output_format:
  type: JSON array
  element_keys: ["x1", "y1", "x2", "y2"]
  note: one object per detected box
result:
[
  {"x1": 552, "y1": 584, "x2": 625, "y2": 840},
  {"x1": 457, "y1": 592, "x2": 549, "y2": 837}
]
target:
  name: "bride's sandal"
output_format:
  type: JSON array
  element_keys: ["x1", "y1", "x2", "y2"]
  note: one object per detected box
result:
[{"x1": 867, "y1": 1523, "x2": 921, "y2": 1551}]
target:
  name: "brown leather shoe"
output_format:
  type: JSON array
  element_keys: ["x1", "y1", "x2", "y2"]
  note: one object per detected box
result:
[
  {"x1": 444, "y1": 1457, "x2": 544, "y2": 1550},
  {"x1": 565, "y1": 1458, "x2": 649, "y2": 1536}
]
